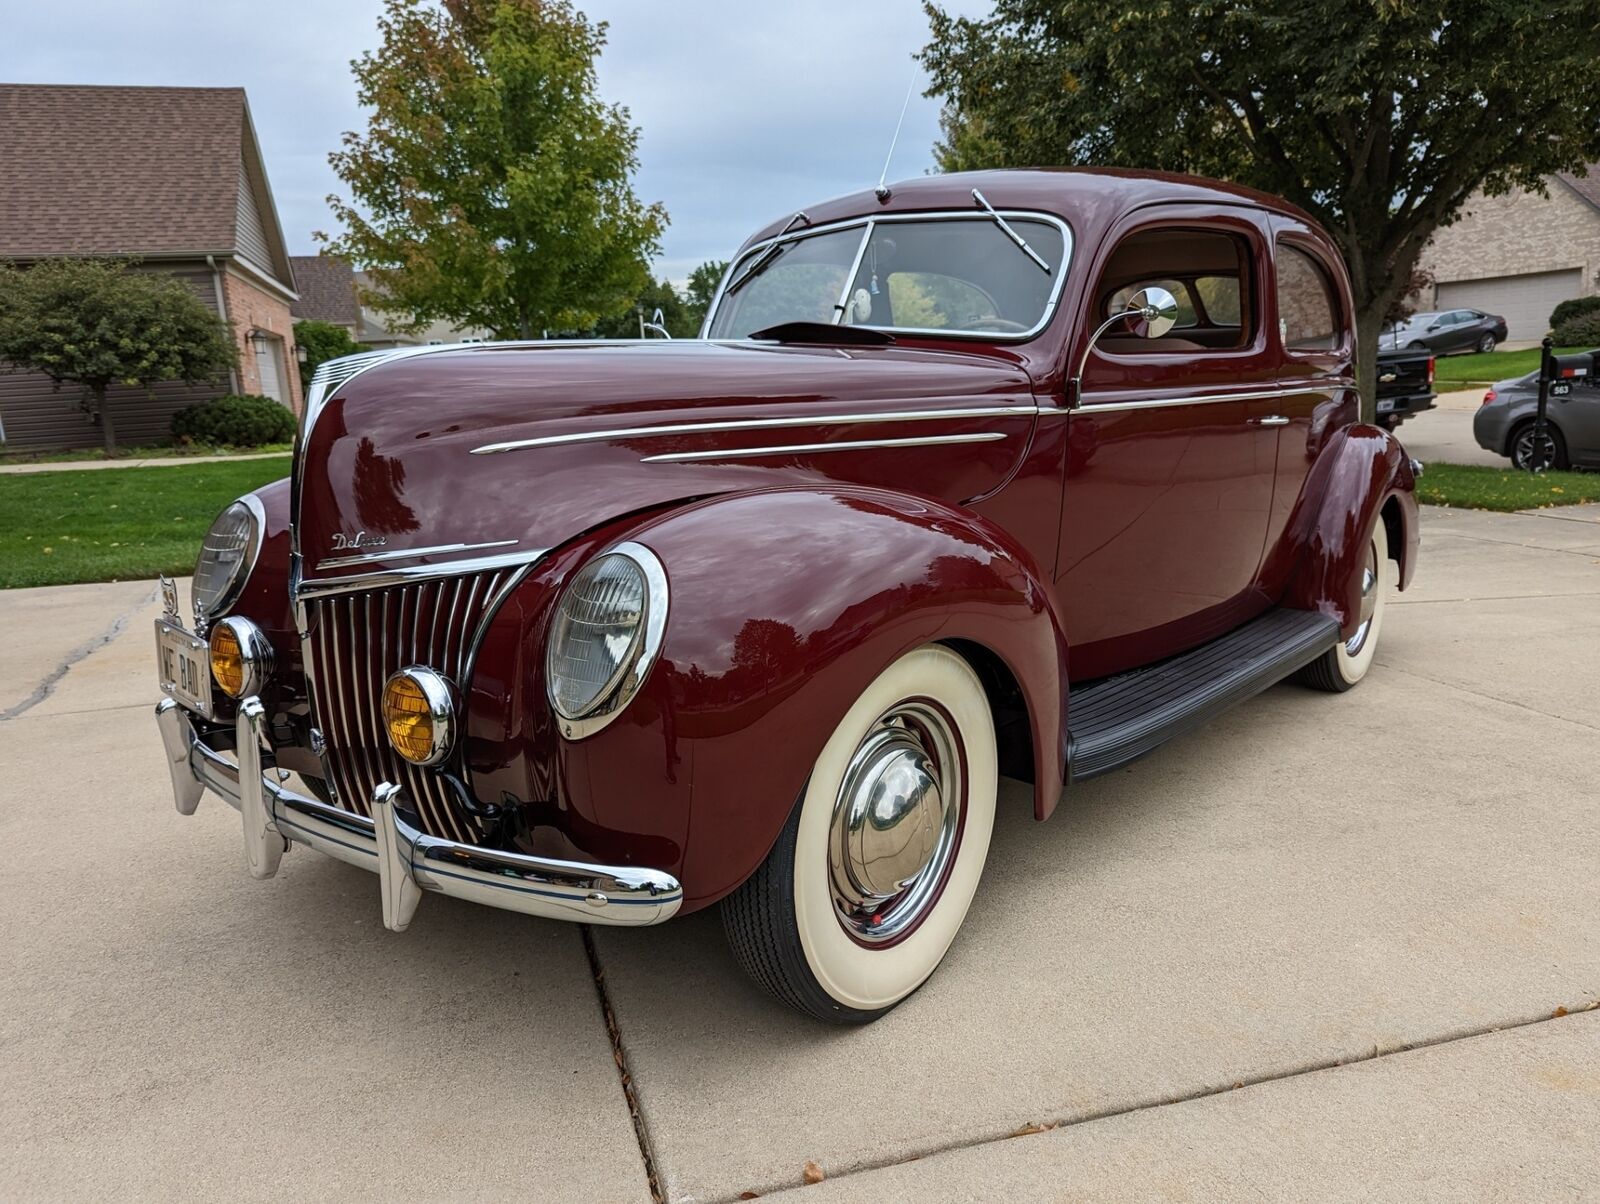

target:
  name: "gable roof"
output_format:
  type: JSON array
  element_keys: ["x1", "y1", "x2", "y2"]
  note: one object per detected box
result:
[
  {"x1": 0, "y1": 83, "x2": 296, "y2": 292},
  {"x1": 1557, "y1": 163, "x2": 1600, "y2": 214},
  {"x1": 290, "y1": 255, "x2": 361, "y2": 326}
]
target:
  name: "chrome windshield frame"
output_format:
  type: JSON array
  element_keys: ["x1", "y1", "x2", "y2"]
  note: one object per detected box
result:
[{"x1": 702, "y1": 208, "x2": 1075, "y2": 343}]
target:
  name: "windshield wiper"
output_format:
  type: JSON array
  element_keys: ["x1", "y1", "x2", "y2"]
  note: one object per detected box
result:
[
  {"x1": 725, "y1": 210, "x2": 810, "y2": 296},
  {"x1": 971, "y1": 189, "x2": 1051, "y2": 275}
]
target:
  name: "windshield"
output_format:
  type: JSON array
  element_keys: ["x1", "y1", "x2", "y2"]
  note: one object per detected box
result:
[{"x1": 707, "y1": 214, "x2": 1070, "y2": 340}]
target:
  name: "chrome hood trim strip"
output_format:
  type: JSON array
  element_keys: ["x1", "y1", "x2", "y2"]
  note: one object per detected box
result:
[
  {"x1": 470, "y1": 403, "x2": 1039, "y2": 456},
  {"x1": 640, "y1": 431, "x2": 1007, "y2": 464},
  {"x1": 296, "y1": 548, "x2": 549, "y2": 599},
  {"x1": 316, "y1": 538, "x2": 519, "y2": 571}
]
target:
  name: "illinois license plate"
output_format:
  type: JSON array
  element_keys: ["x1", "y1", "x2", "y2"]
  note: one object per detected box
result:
[{"x1": 156, "y1": 619, "x2": 212, "y2": 718}]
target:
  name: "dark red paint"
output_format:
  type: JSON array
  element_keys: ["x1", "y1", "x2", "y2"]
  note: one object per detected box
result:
[{"x1": 227, "y1": 169, "x2": 1418, "y2": 913}]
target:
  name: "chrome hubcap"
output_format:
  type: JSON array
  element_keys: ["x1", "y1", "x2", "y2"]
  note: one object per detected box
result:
[
  {"x1": 1345, "y1": 538, "x2": 1379, "y2": 656},
  {"x1": 829, "y1": 702, "x2": 963, "y2": 943}
]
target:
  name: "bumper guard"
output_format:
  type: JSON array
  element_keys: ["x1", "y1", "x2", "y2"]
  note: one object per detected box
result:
[{"x1": 155, "y1": 696, "x2": 683, "y2": 929}]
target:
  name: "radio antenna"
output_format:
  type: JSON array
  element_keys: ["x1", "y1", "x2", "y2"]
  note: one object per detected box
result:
[{"x1": 874, "y1": 69, "x2": 919, "y2": 203}]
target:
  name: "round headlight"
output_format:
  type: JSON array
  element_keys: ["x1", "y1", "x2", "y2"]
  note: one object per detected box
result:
[
  {"x1": 546, "y1": 543, "x2": 668, "y2": 733},
  {"x1": 192, "y1": 498, "x2": 262, "y2": 619}
]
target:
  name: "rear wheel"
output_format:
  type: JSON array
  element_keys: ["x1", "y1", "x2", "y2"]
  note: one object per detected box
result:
[
  {"x1": 723, "y1": 644, "x2": 997, "y2": 1024},
  {"x1": 1298, "y1": 518, "x2": 1388, "y2": 692},
  {"x1": 1510, "y1": 420, "x2": 1569, "y2": 472},
  {"x1": 1476, "y1": 332, "x2": 1496, "y2": 353}
]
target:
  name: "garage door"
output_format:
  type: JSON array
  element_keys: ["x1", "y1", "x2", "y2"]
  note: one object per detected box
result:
[{"x1": 1435, "y1": 269, "x2": 1584, "y2": 341}]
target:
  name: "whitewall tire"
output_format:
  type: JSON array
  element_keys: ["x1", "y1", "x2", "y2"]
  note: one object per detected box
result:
[
  {"x1": 723, "y1": 644, "x2": 998, "y2": 1023},
  {"x1": 1299, "y1": 517, "x2": 1388, "y2": 692}
]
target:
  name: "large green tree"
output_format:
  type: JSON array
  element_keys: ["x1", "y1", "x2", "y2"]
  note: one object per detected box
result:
[
  {"x1": 293, "y1": 319, "x2": 363, "y2": 390},
  {"x1": 683, "y1": 259, "x2": 729, "y2": 333},
  {"x1": 0, "y1": 259, "x2": 235, "y2": 454},
  {"x1": 321, "y1": 0, "x2": 667, "y2": 339},
  {"x1": 922, "y1": 1, "x2": 1600, "y2": 418}
]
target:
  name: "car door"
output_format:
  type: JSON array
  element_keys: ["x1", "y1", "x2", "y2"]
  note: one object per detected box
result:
[
  {"x1": 1056, "y1": 206, "x2": 1278, "y2": 682},
  {"x1": 1260, "y1": 221, "x2": 1358, "y2": 592}
]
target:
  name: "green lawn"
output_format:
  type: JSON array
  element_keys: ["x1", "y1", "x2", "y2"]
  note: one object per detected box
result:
[
  {"x1": 1417, "y1": 462, "x2": 1600, "y2": 512},
  {"x1": 1431, "y1": 346, "x2": 1590, "y2": 389},
  {"x1": 0, "y1": 457, "x2": 290, "y2": 589}
]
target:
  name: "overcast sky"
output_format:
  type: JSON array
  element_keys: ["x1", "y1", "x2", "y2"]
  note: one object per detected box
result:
[{"x1": 4, "y1": 0, "x2": 992, "y2": 284}]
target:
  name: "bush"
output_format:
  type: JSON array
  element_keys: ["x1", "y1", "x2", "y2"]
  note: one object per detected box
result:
[
  {"x1": 171, "y1": 394, "x2": 297, "y2": 448},
  {"x1": 1551, "y1": 309, "x2": 1600, "y2": 348},
  {"x1": 294, "y1": 318, "x2": 362, "y2": 390},
  {"x1": 1549, "y1": 295, "x2": 1600, "y2": 331}
]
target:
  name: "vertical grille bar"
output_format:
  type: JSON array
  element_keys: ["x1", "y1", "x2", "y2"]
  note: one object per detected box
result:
[{"x1": 301, "y1": 568, "x2": 508, "y2": 841}]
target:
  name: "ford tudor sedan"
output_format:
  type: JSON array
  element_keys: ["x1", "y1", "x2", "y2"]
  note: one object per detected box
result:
[{"x1": 156, "y1": 169, "x2": 1419, "y2": 1023}]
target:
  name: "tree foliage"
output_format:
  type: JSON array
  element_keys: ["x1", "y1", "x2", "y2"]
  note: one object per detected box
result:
[
  {"x1": 0, "y1": 258, "x2": 235, "y2": 453},
  {"x1": 293, "y1": 319, "x2": 362, "y2": 389},
  {"x1": 684, "y1": 259, "x2": 729, "y2": 332},
  {"x1": 321, "y1": 0, "x2": 667, "y2": 340},
  {"x1": 922, "y1": 0, "x2": 1600, "y2": 417},
  {"x1": 592, "y1": 276, "x2": 692, "y2": 339}
]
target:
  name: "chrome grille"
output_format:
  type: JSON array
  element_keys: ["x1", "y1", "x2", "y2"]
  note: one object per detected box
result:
[{"x1": 302, "y1": 568, "x2": 521, "y2": 842}]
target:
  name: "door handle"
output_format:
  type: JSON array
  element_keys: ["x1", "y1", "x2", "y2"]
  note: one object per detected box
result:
[{"x1": 1251, "y1": 415, "x2": 1291, "y2": 427}]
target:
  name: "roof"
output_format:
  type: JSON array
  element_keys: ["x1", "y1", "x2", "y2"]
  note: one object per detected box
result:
[
  {"x1": 1556, "y1": 163, "x2": 1600, "y2": 213},
  {"x1": 290, "y1": 255, "x2": 360, "y2": 326},
  {"x1": 742, "y1": 167, "x2": 1323, "y2": 250},
  {"x1": 0, "y1": 83, "x2": 295, "y2": 289}
]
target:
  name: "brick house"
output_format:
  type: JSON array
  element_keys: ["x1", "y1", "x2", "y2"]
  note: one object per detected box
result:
[
  {"x1": 1416, "y1": 165, "x2": 1600, "y2": 341},
  {"x1": 0, "y1": 84, "x2": 301, "y2": 451}
]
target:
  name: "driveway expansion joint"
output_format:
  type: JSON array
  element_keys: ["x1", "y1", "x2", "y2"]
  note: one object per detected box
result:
[
  {"x1": 583, "y1": 926, "x2": 665, "y2": 1204},
  {"x1": 720, "y1": 1002, "x2": 1600, "y2": 1204},
  {"x1": 1, "y1": 583, "x2": 156, "y2": 721}
]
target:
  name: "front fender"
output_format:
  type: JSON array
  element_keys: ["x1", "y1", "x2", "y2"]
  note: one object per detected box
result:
[
  {"x1": 504, "y1": 486, "x2": 1070, "y2": 912},
  {"x1": 1281, "y1": 424, "x2": 1418, "y2": 637}
]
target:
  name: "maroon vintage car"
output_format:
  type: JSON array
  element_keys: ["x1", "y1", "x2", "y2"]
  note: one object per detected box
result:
[{"x1": 155, "y1": 169, "x2": 1419, "y2": 1023}]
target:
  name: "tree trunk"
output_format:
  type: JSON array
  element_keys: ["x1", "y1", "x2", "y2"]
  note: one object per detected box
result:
[
  {"x1": 1352, "y1": 301, "x2": 1384, "y2": 427},
  {"x1": 95, "y1": 385, "x2": 119, "y2": 456}
]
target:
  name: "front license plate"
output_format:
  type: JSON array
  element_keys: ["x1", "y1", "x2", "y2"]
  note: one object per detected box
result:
[{"x1": 156, "y1": 619, "x2": 212, "y2": 718}]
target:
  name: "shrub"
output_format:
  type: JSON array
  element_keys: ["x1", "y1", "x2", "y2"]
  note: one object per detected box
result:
[
  {"x1": 294, "y1": 318, "x2": 362, "y2": 390},
  {"x1": 171, "y1": 394, "x2": 297, "y2": 448},
  {"x1": 1551, "y1": 309, "x2": 1600, "y2": 348},
  {"x1": 1549, "y1": 295, "x2": 1600, "y2": 331}
]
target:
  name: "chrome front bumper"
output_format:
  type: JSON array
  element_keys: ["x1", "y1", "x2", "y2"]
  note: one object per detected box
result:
[{"x1": 155, "y1": 696, "x2": 683, "y2": 929}]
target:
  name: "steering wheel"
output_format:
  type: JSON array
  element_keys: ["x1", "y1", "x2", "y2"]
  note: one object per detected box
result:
[{"x1": 965, "y1": 317, "x2": 1029, "y2": 334}]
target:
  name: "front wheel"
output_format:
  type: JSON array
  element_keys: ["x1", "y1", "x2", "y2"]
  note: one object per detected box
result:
[
  {"x1": 1298, "y1": 517, "x2": 1388, "y2": 692},
  {"x1": 723, "y1": 644, "x2": 998, "y2": 1024}
]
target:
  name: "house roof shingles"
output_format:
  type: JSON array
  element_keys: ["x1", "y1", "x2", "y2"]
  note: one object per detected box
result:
[
  {"x1": 0, "y1": 83, "x2": 268, "y2": 262},
  {"x1": 289, "y1": 255, "x2": 361, "y2": 326},
  {"x1": 1557, "y1": 163, "x2": 1600, "y2": 213}
]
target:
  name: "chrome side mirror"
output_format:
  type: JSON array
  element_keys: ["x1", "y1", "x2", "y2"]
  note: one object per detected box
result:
[
  {"x1": 1069, "y1": 285, "x2": 1183, "y2": 406},
  {"x1": 1125, "y1": 286, "x2": 1179, "y2": 339}
]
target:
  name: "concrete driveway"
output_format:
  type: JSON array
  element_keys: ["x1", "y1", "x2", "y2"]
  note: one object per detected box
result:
[
  {"x1": 2, "y1": 505, "x2": 1597, "y2": 1202},
  {"x1": 1394, "y1": 387, "x2": 1507, "y2": 468}
]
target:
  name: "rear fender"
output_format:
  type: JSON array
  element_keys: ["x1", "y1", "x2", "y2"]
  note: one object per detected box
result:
[{"x1": 1282, "y1": 424, "x2": 1418, "y2": 637}]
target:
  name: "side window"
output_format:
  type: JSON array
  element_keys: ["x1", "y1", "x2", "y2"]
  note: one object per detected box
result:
[
  {"x1": 1096, "y1": 228, "x2": 1254, "y2": 354},
  {"x1": 1275, "y1": 243, "x2": 1339, "y2": 351}
]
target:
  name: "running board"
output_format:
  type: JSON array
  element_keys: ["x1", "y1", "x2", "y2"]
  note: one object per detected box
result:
[{"x1": 1067, "y1": 608, "x2": 1340, "y2": 782}]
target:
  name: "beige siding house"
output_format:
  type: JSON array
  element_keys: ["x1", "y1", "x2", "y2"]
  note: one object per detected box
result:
[
  {"x1": 0, "y1": 84, "x2": 301, "y2": 451},
  {"x1": 1417, "y1": 166, "x2": 1600, "y2": 341}
]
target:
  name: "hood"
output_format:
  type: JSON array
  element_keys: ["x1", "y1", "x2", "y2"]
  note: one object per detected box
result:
[{"x1": 297, "y1": 340, "x2": 1038, "y2": 583}]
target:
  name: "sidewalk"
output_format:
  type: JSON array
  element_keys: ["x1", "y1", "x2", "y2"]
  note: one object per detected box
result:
[{"x1": 0, "y1": 450, "x2": 287, "y2": 475}]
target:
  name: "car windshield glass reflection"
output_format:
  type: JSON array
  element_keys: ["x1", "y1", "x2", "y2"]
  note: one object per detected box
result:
[{"x1": 708, "y1": 216, "x2": 1067, "y2": 339}]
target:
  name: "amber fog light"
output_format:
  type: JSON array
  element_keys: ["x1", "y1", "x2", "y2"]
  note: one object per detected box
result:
[
  {"x1": 382, "y1": 668, "x2": 455, "y2": 766},
  {"x1": 209, "y1": 617, "x2": 272, "y2": 698}
]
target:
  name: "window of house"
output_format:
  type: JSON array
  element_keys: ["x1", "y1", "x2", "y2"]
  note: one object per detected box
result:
[{"x1": 1276, "y1": 243, "x2": 1340, "y2": 351}]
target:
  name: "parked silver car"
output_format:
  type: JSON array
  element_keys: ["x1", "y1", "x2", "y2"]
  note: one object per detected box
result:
[
  {"x1": 1382, "y1": 309, "x2": 1508, "y2": 355},
  {"x1": 1473, "y1": 367, "x2": 1600, "y2": 470}
]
